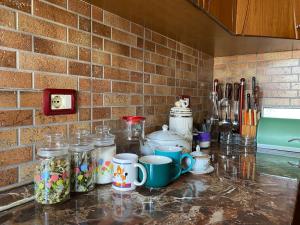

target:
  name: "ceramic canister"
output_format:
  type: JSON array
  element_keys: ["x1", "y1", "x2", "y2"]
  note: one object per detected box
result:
[
  {"x1": 112, "y1": 153, "x2": 147, "y2": 191},
  {"x1": 139, "y1": 155, "x2": 176, "y2": 188}
]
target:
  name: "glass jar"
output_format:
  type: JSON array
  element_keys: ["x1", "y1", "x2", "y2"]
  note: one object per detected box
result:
[
  {"x1": 122, "y1": 116, "x2": 145, "y2": 141},
  {"x1": 69, "y1": 129, "x2": 95, "y2": 192},
  {"x1": 94, "y1": 125, "x2": 116, "y2": 184},
  {"x1": 34, "y1": 133, "x2": 70, "y2": 205}
]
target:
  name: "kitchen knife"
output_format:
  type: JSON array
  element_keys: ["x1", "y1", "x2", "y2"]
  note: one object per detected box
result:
[
  {"x1": 247, "y1": 93, "x2": 251, "y2": 110},
  {"x1": 252, "y1": 77, "x2": 256, "y2": 96},
  {"x1": 239, "y1": 78, "x2": 245, "y2": 134},
  {"x1": 213, "y1": 79, "x2": 218, "y2": 92},
  {"x1": 233, "y1": 82, "x2": 240, "y2": 101},
  {"x1": 225, "y1": 83, "x2": 233, "y2": 100}
]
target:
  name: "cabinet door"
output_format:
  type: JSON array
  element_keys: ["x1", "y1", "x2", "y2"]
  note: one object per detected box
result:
[
  {"x1": 237, "y1": 0, "x2": 296, "y2": 39},
  {"x1": 204, "y1": 0, "x2": 236, "y2": 32},
  {"x1": 294, "y1": 0, "x2": 300, "y2": 39}
]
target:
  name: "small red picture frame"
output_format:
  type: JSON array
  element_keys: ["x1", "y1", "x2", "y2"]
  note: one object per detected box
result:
[{"x1": 43, "y1": 89, "x2": 77, "y2": 116}]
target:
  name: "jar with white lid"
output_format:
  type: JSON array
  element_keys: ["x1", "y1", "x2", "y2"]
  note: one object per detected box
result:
[
  {"x1": 69, "y1": 129, "x2": 95, "y2": 192},
  {"x1": 34, "y1": 133, "x2": 70, "y2": 205},
  {"x1": 93, "y1": 125, "x2": 116, "y2": 184}
]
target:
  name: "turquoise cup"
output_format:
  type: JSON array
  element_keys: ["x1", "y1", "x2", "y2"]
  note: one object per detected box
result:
[
  {"x1": 154, "y1": 146, "x2": 195, "y2": 179},
  {"x1": 138, "y1": 155, "x2": 179, "y2": 188}
]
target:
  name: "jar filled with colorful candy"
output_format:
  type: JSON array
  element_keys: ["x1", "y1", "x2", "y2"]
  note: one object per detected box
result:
[
  {"x1": 34, "y1": 133, "x2": 70, "y2": 204},
  {"x1": 69, "y1": 129, "x2": 95, "y2": 192}
]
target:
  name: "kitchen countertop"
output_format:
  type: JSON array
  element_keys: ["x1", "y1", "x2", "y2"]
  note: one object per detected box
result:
[{"x1": 0, "y1": 145, "x2": 299, "y2": 225}]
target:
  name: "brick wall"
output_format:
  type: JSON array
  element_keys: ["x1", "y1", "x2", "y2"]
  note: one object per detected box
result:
[
  {"x1": 214, "y1": 51, "x2": 300, "y2": 108},
  {"x1": 0, "y1": 0, "x2": 213, "y2": 190}
]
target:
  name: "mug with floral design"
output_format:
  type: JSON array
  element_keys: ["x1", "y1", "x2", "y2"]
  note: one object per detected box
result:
[{"x1": 95, "y1": 145, "x2": 116, "y2": 184}]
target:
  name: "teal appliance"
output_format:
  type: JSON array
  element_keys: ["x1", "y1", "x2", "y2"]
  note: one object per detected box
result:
[{"x1": 257, "y1": 117, "x2": 300, "y2": 152}]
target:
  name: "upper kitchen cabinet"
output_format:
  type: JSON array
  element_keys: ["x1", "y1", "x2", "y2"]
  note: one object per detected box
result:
[
  {"x1": 236, "y1": 0, "x2": 296, "y2": 39},
  {"x1": 294, "y1": 0, "x2": 300, "y2": 39},
  {"x1": 203, "y1": 0, "x2": 236, "y2": 32}
]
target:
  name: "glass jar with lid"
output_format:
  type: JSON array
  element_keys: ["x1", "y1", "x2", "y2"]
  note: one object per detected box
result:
[
  {"x1": 93, "y1": 125, "x2": 116, "y2": 184},
  {"x1": 34, "y1": 133, "x2": 70, "y2": 205},
  {"x1": 69, "y1": 129, "x2": 95, "y2": 192}
]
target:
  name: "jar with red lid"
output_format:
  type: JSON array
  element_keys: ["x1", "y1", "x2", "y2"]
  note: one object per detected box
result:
[{"x1": 122, "y1": 116, "x2": 145, "y2": 141}]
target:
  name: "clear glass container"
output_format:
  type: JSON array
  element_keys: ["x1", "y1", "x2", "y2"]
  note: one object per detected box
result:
[
  {"x1": 94, "y1": 125, "x2": 116, "y2": 184},
  {"x1": 34, "y1": 133, "x2": 70, "y2": 204},
  {"x1": 122, "y1": 116, "x2": 145, "y2": 141},
  {"x1": 69, "y1": 129, "x2": 95, "y2": 192}
]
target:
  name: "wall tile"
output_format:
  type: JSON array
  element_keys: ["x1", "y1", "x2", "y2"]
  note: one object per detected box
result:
[
  {"x1": 0, "y1": 147, "x2": 32, "y2": 167},
  {"x1": 0, "y1": 7, "x2": 16, "y2": 28},
  {"x1": 0, "y1": 28, "x2": 32, "y2": 51},
  {"x1": 0, "y1": 110, "x2": 33, "y2": 127}
]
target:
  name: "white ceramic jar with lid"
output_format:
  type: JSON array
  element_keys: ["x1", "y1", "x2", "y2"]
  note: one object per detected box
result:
[
  {"x1": 34, "y1": 133, "x2": 70, "y2": 204},
  {"x1": 93, "y1": 125, "x2": 116, "y2": 184},
  {"x1": 140, "y1": 125, "x2": 191, "y2": 155},
  {"x1": 69, "y1": 129, "x2": 95, "y2": 193}
]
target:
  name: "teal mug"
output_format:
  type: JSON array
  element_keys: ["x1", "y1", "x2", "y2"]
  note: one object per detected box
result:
[
  {"x1": 138, "y1": 155, "x2": 179, "y2": 188},
  {"x1": 154, "y1": 146, "x2": 195, "y2": 179}
]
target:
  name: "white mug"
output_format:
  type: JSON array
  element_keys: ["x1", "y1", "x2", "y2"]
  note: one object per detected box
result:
[{"x1": 112, "y1": 153, "x2": 147, "y2": 191}]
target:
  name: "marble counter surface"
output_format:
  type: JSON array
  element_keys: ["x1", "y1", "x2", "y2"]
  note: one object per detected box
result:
[{"x1": 0, "y1": 145, "x2": 299, "y2": 225}]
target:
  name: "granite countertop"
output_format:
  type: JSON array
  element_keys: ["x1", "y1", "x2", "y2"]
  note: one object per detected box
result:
[{"x1": 0, "y1": 145, "x2": 299, "y2": 225}]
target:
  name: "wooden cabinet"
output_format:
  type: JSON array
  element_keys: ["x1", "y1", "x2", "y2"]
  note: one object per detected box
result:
[
  {"x1": 236, "y1": 0, "x2": 296, "y2": 39},
  {"x1": 203, "y1": 0, "x2": 236, "y2": 32},
  {"x1": 294, "y1": 0, "x2": 300, "y2": 39}
]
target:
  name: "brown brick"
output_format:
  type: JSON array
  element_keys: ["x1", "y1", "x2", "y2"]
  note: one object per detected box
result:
[
  {"x1": 34, "y1": 0, "x2": 77, "y2": 27},
  {"x1": 34, "y1": 37, "x2": 77, "y2": 59},
  {"x1": 167, "y1": 39, "x2": 177, "y2": 49},
  {"x1": 156, "y1": 65, "x2": 172, "y2": 76},
  {"x1": 19, "y1": 14, "x2": 66, "y2": 41},
  {"x1": 20, "y1": 125, "x2": 67, "y2": 145},
  {"x1": 68, "y1": 0, "x2": 90, "y2": 17},
  {"x1": 0, "y1": 130, "x2": 17, "y2": 148},
  {"x1": 35, "y1": 73, "x2": 77, "y2": 89},
  {"x1": 144, "y1": 85, "x2": 154, "y2": 94},
  {"x1": 156, "y1": 45, "x2": 171, "y2": 57},
  {"x1": 0, "y1": 7, "x2": 15, "y2": 28},
  {"x1": 79, "y1": 16, "x2": 91, "y2": 32},
  {"x1": 131, "y1": 95, "x2": 143, "y2": 105},
  {"x1": 112, "y1": 28, "x2": 137, "y2": 46},
  {"x1": 92, "y1": 65, "x2": 103, "y2": 78},
  {"x1": 137, "y1": 37, "x2": 144, "y2": 48},
  {"x1": 78, "y1": 92, "x2": 91, "y2": 107},
  {"x1": 0, "y1": 0, "x2": 31, "y2": 13},
  {"x1": 151, "y1": 74, "x2": 166, "y2": 85},
  {"x1": 131, "y1": 23, "x2": 144, "y2": 37},
  {"x1": 93, "y1": 93, "x2": 103, "y2": 106},
  {"x1": 112, "y1": 81, "x2": 135, "y2": 93},
  {"x1": 35, "y1": 109, "x2": 77, "y2": 125},
  {"x1": 131, "y1": 47, "x2": 143, "y2": 60},
  {"x1": 69, "y1": 29, "x2": 91, "y2": 47},
  {"x1": 0, "y1": 49, "x2": 16, "y2": 68},
  {"x1": 46, "y1": 0, "x2": 66, "y2": 8},
  {"x1": 144, "y1": 73, "x2": 150, "y2": 83},
  {"x1": 93, "y1": 107, "x2": 111, "y2": 120},
  {"x1": 104, "y1": 39, "x2": 130, "y2": 56},
  {"x1": 69, "y1": 61, "x2": 91, "y2": 76},
  {"x1": 92, "y1": 35, "x2": 103, "y2": 50},
  {"x1": 79, "y1": 47, "x2": 91, "y2": 62},
  {"x1": 152, "y1": 32, "x2": 167, "y2": 46},
  {"x1": 92, "y1": 79, "x2": 111, "y2": 92},
  {"x1": 131, "y1": 71, "x2": 143, "y2": 83},
  {"x1": 0, "y1": 71, "x2": 32, "y2": 89},
  {"x1": 92, "y1": 5, "x2": 103, "y2": 22},
  {"x1": 19, "y1": 52, "x2": 67, "y2": 73},
  {"x1": 92, "y1": 21, "x2": 111, "y2": 38},
  {"x1": 79, "y1": 78, "x2": 91, "y2": 91},
  {"x1": 92, "y1": 50, "x2": 111, "y2": 65},
  {"x1": 0, "y1": 28, "x2": 31, "y2": 51},
  {"x1": 104, "y1": 93, "x2": 130, "y2": 106},
  {"x1": 104, "y1": 11, "x2": 130, "y2": 31},
  {"x1": 0, "y1": 147, "x2": 32, "y2": 167},
  {"x1": 112, "y1": 107, "x2": 135, "y2": 119},
  {"x1": 0, "y1": 168, "x2": 18, "y2": 187},
  {"x1": 112, "y1": 55, "x2": 137, "y2": 70},
  {"x1": 79, "y1": 108, "x2": 91, "y2": 121},
  {"x1": 0, "y1": 110, "x2": 32, "y2": 127},
  {"x1": 19, "y1": 162, "x2": 36, "y2": 183},
  {"x1": 145, "y1": 40, "x2": 155, "y2": 52},
  {"x1": 20, "y1": 91, "x2": 42, "y2": 108},
  {"x1": 144, "y1": 62, "x2": 155, "y2": 73},
  {"x1": 104, "y1": 67, "x2": 130, "y2": 81},
  {"x1": 0, "y1": 91, "x2": 17, "y2": 107}
]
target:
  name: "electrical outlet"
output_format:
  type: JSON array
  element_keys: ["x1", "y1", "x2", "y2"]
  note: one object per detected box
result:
[
  {"x1": 43, "y1": 89, "x2": 76, "y2": 116},
  {"x1": 51, "y1": 94, "x2": 72, "y2": 110}
]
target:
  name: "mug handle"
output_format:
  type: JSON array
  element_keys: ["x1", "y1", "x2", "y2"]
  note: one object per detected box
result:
[
  {"x1": 180, "y1": 153, "x2": 195, "y2": 174},
  {"x1": 133, "y1": 163, "x2": 147, "y2": 186}
]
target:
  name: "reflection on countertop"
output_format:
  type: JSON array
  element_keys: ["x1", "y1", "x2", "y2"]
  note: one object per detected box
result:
[{"x1": 0, "y1": 145, "x2": 299, "y2": 225}]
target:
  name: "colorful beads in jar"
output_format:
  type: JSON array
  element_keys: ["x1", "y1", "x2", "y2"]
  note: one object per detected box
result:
[
  {"x1": 69, "y1": 129, "x2": 95, "y2": 192},
  {"x1": 34, "y1": 133, "x2": 70, "y2": 205}
]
